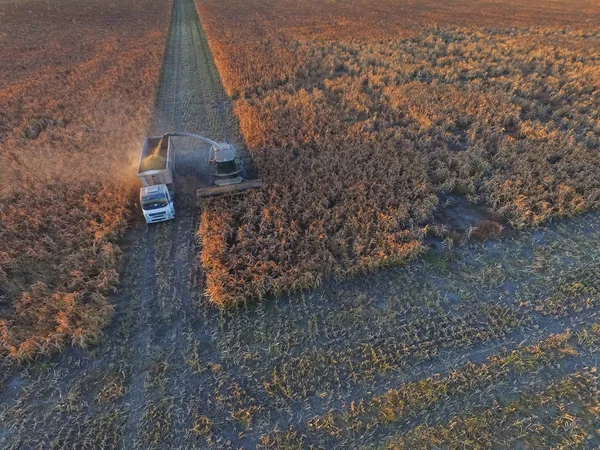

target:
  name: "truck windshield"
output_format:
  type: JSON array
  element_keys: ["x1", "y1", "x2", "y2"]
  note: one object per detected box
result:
[{"x1": 142, "y1": 192, "x2": 168, "y2": 210}]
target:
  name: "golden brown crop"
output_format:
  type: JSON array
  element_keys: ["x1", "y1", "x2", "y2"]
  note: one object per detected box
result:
[
  {"x1": 0, "y1": 0, "x2": 170, "y2": 359},
  {"x1": 195, "y1": 0, "x2": 600, "y2": 306}
]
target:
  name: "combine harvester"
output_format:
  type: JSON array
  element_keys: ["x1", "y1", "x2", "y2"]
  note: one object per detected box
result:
[{"x1": 137, "y1": 132, "x2": 261, "y2": 223}]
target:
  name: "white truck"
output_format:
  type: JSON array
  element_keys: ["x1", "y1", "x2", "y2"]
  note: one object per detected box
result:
[
  {"x1": 137, "y1": 132, "x2": 262, "y2": 224},
  {"x1": 137, "y1": 135, "x2": 176, "y2": 224}
]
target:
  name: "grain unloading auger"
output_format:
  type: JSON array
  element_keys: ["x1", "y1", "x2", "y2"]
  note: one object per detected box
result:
[{"x1": 136, "y1": 131, "x2": 262, "y2": 224}]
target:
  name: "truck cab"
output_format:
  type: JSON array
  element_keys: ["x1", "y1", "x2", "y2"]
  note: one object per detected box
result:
[{"x1": 140, "y1": 184, "x2": 174, "y2": 223}]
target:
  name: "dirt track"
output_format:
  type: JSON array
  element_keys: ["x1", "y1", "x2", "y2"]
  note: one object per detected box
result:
[{"x1": 2, "y1": 0, "x2": 600, "y2": 448}]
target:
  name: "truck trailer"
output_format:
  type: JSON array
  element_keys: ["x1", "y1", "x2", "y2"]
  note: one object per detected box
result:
[{"x1": 137, "y1": 135, "x2": 175, "y2": 223}]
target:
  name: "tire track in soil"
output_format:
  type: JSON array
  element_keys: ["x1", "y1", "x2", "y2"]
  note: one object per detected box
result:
[
  {"x1": 118, "y1": 226, "x2": 156, "y2": 448},
  {"x1": 123, "y1": 0, "x2": 243, "y2": 446}
]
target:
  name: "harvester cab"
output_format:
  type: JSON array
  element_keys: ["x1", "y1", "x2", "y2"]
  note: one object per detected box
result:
[
  {"x1": 197, "y1": 139, "x2": 262, "y2": 198},
  {"x1": 208, "y1": 143, "x2": 243, "y2": 186}
]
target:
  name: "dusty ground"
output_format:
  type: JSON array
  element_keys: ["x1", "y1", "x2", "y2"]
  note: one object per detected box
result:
[{"x1": 1, "y1": 0, "x2": 600, "y2": 448}]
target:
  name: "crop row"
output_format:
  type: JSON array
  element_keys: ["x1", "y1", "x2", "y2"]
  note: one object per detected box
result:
[
  {"x1": 383, "y1": 370, "x2": 599, "y2": 449},
  {"x1": 258, "y1": 322, "x2": 600, "y2": 448},
  {"x1": 262, "y1": 304, "x2": 526, "y2": 400},
  {"x1": 195, "y1": 0, "x2": 600, "y2": 306},
  {"x1": 308, "y1": 330, "x2": 580, "y2": 442}
]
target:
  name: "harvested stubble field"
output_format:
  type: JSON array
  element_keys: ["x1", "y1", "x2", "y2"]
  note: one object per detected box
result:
[
  {"x1": 6, "y1": 196, "x2": 600, "y2": 448},
  {"x1": 196, "y1": 0, "x2": 600, "y2": 306},
  {"x1": 2, "y1": 0, "x2": 600, "y2": 448},
  {"x1": 0, "y1": 0, "x2": 170, "y2": 359}
]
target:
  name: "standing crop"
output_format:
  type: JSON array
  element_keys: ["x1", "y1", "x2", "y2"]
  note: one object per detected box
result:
[
  {"x1": 196, "y1": 0, "x2": 600, "y2": 306},
  {"x1": 0, "y1": 0, "x2": 170, "y2": 359}
]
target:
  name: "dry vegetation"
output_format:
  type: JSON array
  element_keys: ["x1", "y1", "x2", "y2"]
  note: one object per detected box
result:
[
  {"x1": 3, "y1": 1, "x2": 600, "y2": 447},
  {"x1": 2, "y1": 192, "x2": 600, "y2": 448},
  {"x1": 382, "y1": 370, "x2": 600, "y2": 449},
  {"x1": 0, "y1": 0, "x2": 169, "y2": 359},
  {"x1": 195, "y1": 0, "x2": 600, "y2": 306},
  {"x1": 225, "y1": 218, "x2": 600, "y2": 449}
]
